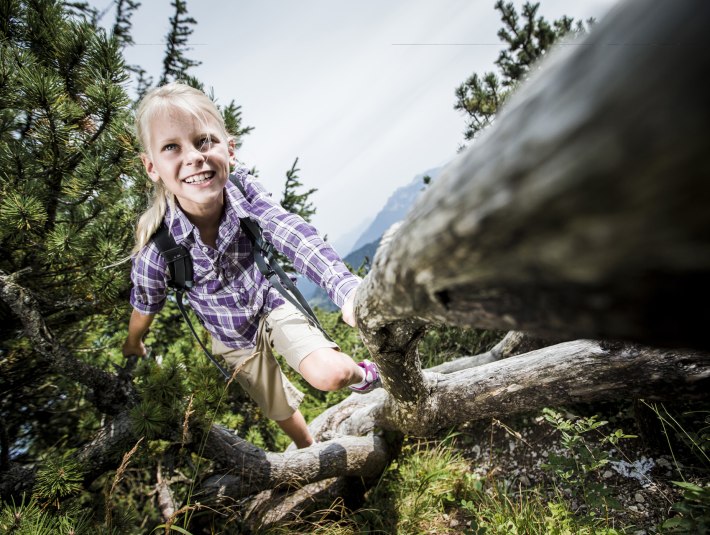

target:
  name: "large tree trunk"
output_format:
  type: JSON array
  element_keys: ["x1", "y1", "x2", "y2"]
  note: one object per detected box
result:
[
  {"x1": 197, "y1": 431, "x2": 389, "y2": 501},
  {"x1": 357, "y1": 0, "x2": 710, "y2": 356},
  {"x1": 305, "y1": 341, "x2": 710, "y2": 440}
]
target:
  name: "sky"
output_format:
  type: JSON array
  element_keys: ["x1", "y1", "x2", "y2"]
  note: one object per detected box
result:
[{"x1": 93, "y1": 0, "x2": 617, "y2": 252}]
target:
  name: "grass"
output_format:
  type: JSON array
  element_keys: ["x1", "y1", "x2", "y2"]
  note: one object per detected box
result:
[{"x1": 263, "y1": 430, "x2": 630, "y2": 534}]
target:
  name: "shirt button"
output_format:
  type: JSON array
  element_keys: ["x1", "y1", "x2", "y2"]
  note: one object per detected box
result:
[{"x1": 202, "y1": 246, "x2": 208, "y2": 252}]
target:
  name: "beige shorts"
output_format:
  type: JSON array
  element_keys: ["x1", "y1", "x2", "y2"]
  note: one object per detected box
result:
[{"x1": 211, "y1": 301, "x2": 339, "y2": 421}]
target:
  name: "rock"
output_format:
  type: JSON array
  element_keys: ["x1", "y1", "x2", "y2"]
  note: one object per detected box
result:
[
  {"x1": 603, "y1": 470, "x2": 613, "y2": 479},
  {"x1": 635, "y1": 492, "x2": 645, "y2": 504},
  {"x1": 656, "y1": 457, "x2": 671, "y2": 469}
]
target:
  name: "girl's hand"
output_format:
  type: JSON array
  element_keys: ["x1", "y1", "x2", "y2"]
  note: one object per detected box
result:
[
  {"x1": 122, "y1": 338, "x2": 147, "y2": 358},
  {"x1": 341, "y1": 292, "x2": 358, "y2": 328}
]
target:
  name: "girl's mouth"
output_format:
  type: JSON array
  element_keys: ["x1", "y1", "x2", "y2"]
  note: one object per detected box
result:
[{"x1": 183, "y1": 171, "x2": 214, "y2": 185}]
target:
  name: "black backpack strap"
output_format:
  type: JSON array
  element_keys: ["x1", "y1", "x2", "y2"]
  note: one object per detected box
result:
[
  {"x1": 230, "y1": 173, "x2": 333, "y2": 342},
  {"x1": 153, "y1": 223, "x2": 194, "y2": 291}
]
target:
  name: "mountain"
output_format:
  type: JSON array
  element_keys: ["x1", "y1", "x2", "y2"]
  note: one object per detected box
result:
[
  {"x1": 348, "y1": 165, "x2": 444, "y2": 254},
  {"x1": 330, "y1": 215, "x2": 371, "y2": 258},
  {"x1": 305, "y1": 237, "x2": 382, "y2": 311},
  {"x1": 300, "y1": 164, "x2": 446, "y2": 310}
]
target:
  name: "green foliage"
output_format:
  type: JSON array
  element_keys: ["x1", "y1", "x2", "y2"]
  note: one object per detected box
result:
[
  {"x1": 455, "y1": 1, "x2": 593, "y2": 142},
  {"x1": 639, "y1": 401, "x2": 710, "y2": 533},
  {"x1": 0, "y1": 0, "x2": 140, "y2": 320},
  {"x1": 0, "y1": 494, "x2": 93, "y2": 535},
  {"x1": 32, "y1": 453, "x2": 84, "y2": 511},
  {"x1": 272, "y1": 157, "x2": 318, "y2": 273},
  {"x1": 0, "y1": 0, "x2": 144, "y2": 496},
  {"x1": 221, "y1": 99, "x2": 254, "y2": 150},
  {"x1": 278, "y1": 435, "x2": 626, "y2": 534},
  {"x1": 153, "y1": 524, "x2": 195, "y2": 535},
  {"x1": 454, "y1": 71, "x2": 505, "y2": 142},
  {"x1": 494, "y1": 1, "x2": 588, "y2": 86},
  {"x1": 112, "y1": 0, "x2": 140, "y2": 48},
  {"x1": 110, "y1": 0, "x2": 154, "y2": 99},
  {"x1": 662, "y1": 481, "x2": 710, "y2": 534},
  {"x1": 280, "y1": 157, "x2": 316, "y2": 224},
  {"x1": 360, "y1": 436, "x2": 473, "y2": 533},
  {"x1": 459, "y1": 482, "x2": 622, "y2": 535},
  {"x1": 541, "y1": 408, "x2": 636, "y2": 512}
]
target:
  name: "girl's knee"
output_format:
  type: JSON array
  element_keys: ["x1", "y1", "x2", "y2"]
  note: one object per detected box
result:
[
  {"x1": 300, "y1": 348, "x2": 357, "y2": 391},
  {"x1": 308, "y1": 366, "x2": 351, "y2": 391}
]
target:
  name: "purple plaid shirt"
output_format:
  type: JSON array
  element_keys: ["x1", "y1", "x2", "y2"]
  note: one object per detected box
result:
[{"x1": 130, "y1": 167, "x2": 360, "y2": 349}]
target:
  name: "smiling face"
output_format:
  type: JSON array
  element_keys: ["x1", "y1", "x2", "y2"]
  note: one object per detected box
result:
[{"x1": 141, "y1": 107, "x2": 235, "y2": 220}]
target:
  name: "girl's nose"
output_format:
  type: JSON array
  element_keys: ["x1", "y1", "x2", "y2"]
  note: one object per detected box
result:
[{"x1": 185, "y1": 146, "x2": 206, "y2": 165}]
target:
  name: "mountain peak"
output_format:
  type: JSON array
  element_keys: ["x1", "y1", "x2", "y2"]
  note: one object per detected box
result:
[{"x1": 348, "y1": 165, "x2": 444, "y2": 254}]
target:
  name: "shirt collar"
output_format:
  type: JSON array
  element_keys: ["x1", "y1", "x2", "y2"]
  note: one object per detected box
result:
[
  {"x1": 224, "y1": 177, "x2": 251, "y2": 221},
  {"x1": 163, "y1": 177, "x2": 252, "y2": 248},
  {"x1": 165, "y1": 200, "x2": 195, "y2": 244}
]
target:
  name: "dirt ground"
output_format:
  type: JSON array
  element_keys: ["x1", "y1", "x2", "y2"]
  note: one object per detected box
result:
[{"x1": 451, "y1": 401, "x2": 709, "y2": 533}]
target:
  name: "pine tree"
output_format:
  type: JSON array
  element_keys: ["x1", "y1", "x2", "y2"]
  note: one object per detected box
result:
[
  {"x1": 111, "y1": 0, "x2": 154, "y2": 99},
  {"x1": 159, "y1": 0, "x2": 200, "y2": 85},
  {"x1": 0, "y1": 0, "x2": 140, "y2": 330},
  {"x1": 222, "y1": 99, "x2": 255, "y2": 150},
  {"x1": 281, "y1": 157, "x2": 316, "y2": 223},
  {"x1": 455, "y1": 1, "x2": 592, "y2": 142},
  {"x1": 274, "y1": 158, "x2": 318, "y2": 273},
  {"x1": 0, "y1": 3, "x2": 306, "y2": 531},
  {"x1": 112, "y1": 0, "x2": 140, "y2": 48},
  {"x1": 0, "y1": 0, "x2": 142, "y2": 514}
]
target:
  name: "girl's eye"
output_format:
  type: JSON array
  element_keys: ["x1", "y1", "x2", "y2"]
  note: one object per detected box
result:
[
  {"x1": 162, "y1": 143, "x2": 178, "y2": 152},
  {"x1": 198, "y1": 137, "x2": 213, "y2": 151}
]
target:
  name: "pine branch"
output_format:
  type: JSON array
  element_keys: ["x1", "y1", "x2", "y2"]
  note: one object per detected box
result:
[
  {"x1": 112, "y1": 0, "x2": 141, "y2": 48},
  {"x1": 0, "y1": 269, "x2": 137, "y2": 414},
  {"x1": 160, "y1": 0, "x2": 200, "y2": 84}
]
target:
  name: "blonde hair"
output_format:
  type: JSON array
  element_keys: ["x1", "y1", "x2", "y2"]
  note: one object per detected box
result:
[{"x1": 132, "y1": 82, "x2": 230, "y2": 254}]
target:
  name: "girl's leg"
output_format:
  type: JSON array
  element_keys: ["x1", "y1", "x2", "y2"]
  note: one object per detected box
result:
[
  {"x1": 266, "y1": 302, "x2": 381, "y2": 394},
  {"x1": 298, "y1": 347, "x2": 364, "y2": 391},
  {"x1": 275, "y1": 409, "x2": 314, "y2": 449},
  {"x1": 212, "y1": 334, "x2": 312, "y2": 448}
]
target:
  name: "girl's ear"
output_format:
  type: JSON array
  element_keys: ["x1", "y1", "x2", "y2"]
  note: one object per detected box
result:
[{"x1": 141, "y1": 153, "x2": 161, "y2": 183}]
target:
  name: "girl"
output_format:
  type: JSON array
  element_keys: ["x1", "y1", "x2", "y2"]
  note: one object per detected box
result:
[{"x1": 122, "y1": 83, "x2": 380, "y2": 449}]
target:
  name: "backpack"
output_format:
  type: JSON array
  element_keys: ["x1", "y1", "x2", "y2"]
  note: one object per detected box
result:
[{"x1": 152, "y1": 173, "x2": 330, "y2": 380}]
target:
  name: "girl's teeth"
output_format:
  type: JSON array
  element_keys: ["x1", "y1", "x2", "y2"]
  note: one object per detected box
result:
[{"x1": 185, "y1": 173, "x2": 211, "y2": 184}]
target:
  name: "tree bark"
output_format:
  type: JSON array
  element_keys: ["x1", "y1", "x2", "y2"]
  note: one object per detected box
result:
[
  {"x1": 356, "y1": 0, "x2": 710, "y2": 354},
  {"x1": 156, "y1": 464, "x2": 179, "y2": 522},
  {"x1": 309, "y1": 341, "x2": 710, "y2": 438},
  {"x1": 0, "y1": 411, "x2": 139, "y2": 499},
  {"x1": 196, "y1": 429, "x2": 389, "y2": 502},
  {"x1": 241, "y1": 476, "x2": 365, "y2": 533}
]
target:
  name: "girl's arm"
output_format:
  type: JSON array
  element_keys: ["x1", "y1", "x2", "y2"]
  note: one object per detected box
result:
[
  {"x1": 233, "y1": 170, "x2": 360, "y2": 310},
  {"x1": 122, "y1": 309, "x2": 155, "y2": 357},
  {"x1": 126, "y1": 239, "x2": 170, "y2": 356}
]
